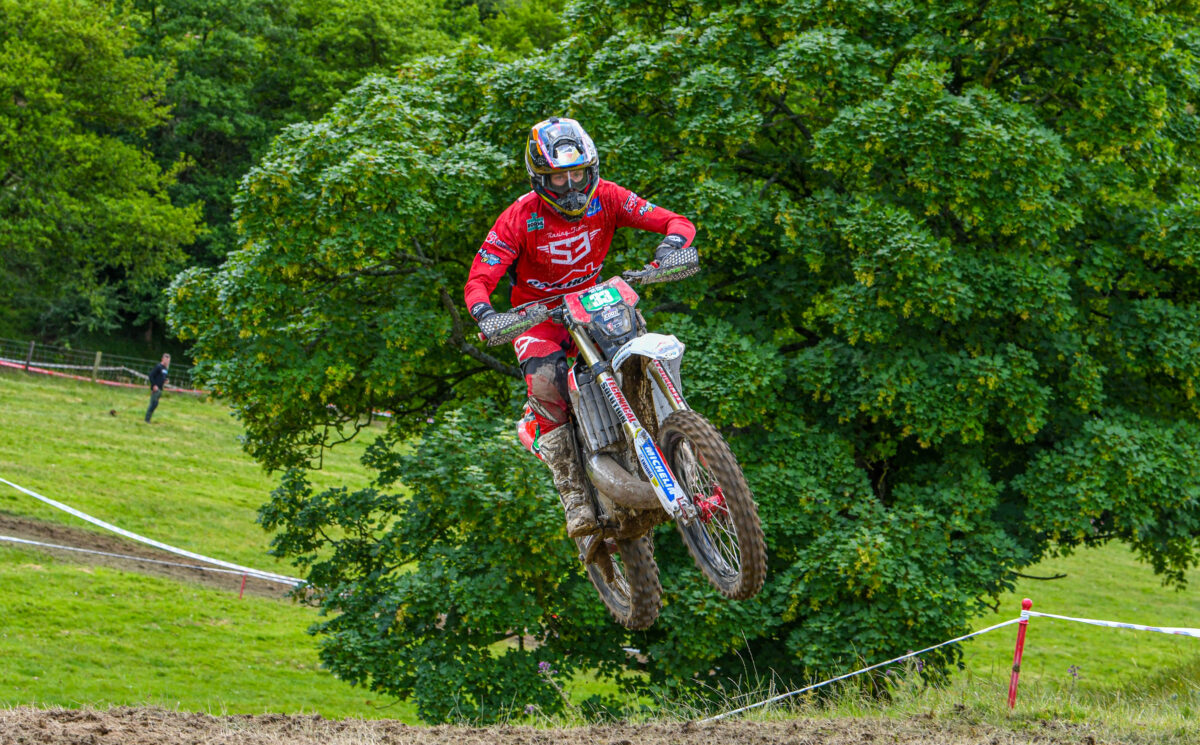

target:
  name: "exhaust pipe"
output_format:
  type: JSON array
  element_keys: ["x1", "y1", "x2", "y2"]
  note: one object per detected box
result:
[{"x1": 586, "y1": 454, "x2": 661, "y2": 510}]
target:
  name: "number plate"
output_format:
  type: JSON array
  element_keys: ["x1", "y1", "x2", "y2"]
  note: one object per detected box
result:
[{"x1": 581, "y1": 287, "x2": 620, "y2": 312}]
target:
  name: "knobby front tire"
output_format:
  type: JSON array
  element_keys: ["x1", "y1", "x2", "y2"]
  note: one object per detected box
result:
[{"x1": 659, "y1": 409, "x2": 766, "y2": 600}]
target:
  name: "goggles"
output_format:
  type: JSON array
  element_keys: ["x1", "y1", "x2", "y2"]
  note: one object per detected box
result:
[{"x1": 542, "y1": 168, "x2": 590, "y2": 196}]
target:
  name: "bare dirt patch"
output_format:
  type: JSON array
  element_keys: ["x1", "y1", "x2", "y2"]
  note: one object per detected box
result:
[
  {"x1": 0, "y1": 513, "x2": 291, "y2": 599},
  {"x1": 0, "y1": 707, "x2": 1116, "y2": 745}
]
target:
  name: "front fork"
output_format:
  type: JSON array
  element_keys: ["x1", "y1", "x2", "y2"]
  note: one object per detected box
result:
[{"x1": 568, "y1": 327, "x2": 694, "y2": 522}]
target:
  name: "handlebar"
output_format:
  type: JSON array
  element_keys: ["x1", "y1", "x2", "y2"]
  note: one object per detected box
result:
[
  {"x1": 621, "y1": 245, "x2": 700, "y2": 285},
  {"x1": 479, "y1": 246, "x2": 700, "y2": 345},
  {"x1": 479, "y1": 304, "x2": 552, "y2": 346}
]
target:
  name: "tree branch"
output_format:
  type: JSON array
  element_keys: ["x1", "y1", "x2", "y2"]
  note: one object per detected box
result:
[
  {"x1": 1009, "y1": 571, "x2": 1067, "y2": 581},
  {"x1": 439, "y1": 288, "x2": 521, "y2": 379}
]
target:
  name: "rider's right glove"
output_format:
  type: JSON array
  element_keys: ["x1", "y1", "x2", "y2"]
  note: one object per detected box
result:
[{"x1": 472, "y1": 302, "x2": 549, "y2": 346}]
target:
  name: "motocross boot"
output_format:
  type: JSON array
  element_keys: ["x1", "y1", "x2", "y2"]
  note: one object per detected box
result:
[{"x1": 538, "y1": 425, "x2": 598, "y2": 538}]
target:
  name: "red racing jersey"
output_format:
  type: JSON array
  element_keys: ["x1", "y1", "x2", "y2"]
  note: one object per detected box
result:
[{"x1": 464, "y1": 179, "x2": 696, "y2": 312}]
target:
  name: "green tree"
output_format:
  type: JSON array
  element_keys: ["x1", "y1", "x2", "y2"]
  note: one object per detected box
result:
[
  {"x1": 170, "y1": 0, "x2": 1200, "y2": 721},
  {"x1": 0, "y1": 0, "x2": 200, "y2": 335},
  {"x1": 482, "y1": 0, "x2": 569, "y2": 58},
  {"x1": 123, "y1": 0, "x2": 463, "y2": 265}
]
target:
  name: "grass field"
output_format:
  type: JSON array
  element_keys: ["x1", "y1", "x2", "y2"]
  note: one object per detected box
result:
[
  {"x1": 0, "y1": 369, "x2": 1197, "y2": 730},
  {"x1": 0, "y1": 543, "x2": 417, "y2": 719},
  {"x1": 0, "y1": 368, "x2": 375, "y2": 568},
  {"x1": 0, "y1": 370, "x2": 406, "y2": 717},
  {"x1": 965, "y1": 548, "x2": 1200, "y2": 695}
]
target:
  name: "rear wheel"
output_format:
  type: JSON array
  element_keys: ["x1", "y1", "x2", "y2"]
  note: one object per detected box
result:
[
  {"x1": 577, "y1": 534, "x2": 661, "y2": 630},
  {"x1": 659, "y1": 410, "x2": 766, "y2": 600}
]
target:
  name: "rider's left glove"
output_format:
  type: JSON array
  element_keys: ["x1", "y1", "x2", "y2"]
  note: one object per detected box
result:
[{"x1": 653, "y1": 234, "x2": 688, "y2": 265}]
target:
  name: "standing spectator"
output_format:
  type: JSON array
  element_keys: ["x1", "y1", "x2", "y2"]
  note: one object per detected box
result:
[{"x1": 145, "y1": 353, "x2": 170, "y2": 423}]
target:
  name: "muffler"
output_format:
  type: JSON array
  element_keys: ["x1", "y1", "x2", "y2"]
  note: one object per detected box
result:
[{"x1": 585, "y1": 453, "x2": 661, "y2": 510}]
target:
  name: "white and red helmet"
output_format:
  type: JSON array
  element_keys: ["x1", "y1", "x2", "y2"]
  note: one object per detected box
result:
[{"x1": 525, "y1": 117, "x2": 600, "y2": 222}]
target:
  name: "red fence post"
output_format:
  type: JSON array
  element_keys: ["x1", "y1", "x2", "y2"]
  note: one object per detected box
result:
[
  {"x1": 239, "y1": 573, "x2": 247, "y2": 599},
  {"x1": 1007, "y1": 598, "x2": 1033, "y2": 709}
]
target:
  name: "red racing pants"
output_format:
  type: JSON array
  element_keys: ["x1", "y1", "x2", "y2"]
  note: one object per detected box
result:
[{"x1": 513, "y1": 320, "x2": 577, "y2": 434}]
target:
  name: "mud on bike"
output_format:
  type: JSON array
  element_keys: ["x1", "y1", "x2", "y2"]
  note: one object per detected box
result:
[{"x1": 480, "y1": 246, "x2": 767, "y2": 629}]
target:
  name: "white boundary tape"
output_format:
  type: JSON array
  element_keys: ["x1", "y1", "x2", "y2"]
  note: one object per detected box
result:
[
  {"x1": 0, "y1": 476, "x2": 301, "y2": 586},
  {"x1": 0, "y1": 356, "x2": 146, "y2": 378},
  {"x1": 1027, "y1": 610, "x2": 1200, "y2": 638},
  {"x1": 0, "y1": 534, "x2": 294, "y2": 585},
  {"x1": 702, "y1": 606, "x2": 1200, "y2": 723},
  {"x1": 700, "y1": 617, "x2": 1023, "y2": 723}
]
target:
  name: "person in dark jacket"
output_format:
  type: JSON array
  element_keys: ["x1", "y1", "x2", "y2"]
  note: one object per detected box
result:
[{"x1": 145, "y1": 354, "x2": 170, "y2": 423}]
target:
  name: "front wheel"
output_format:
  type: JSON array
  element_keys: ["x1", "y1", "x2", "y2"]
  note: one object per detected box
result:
[
  {"x1": 577, "y1": 534, "x2": 661, "y2": 630},
  {"x1": 659, "y1": 410, "x2": 766, "y2": 600}
]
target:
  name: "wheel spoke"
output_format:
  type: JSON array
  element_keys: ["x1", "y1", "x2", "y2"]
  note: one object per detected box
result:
[
  {"x1": 675, "y1": 438, "x2": 741, "y2": 576},
  {"x1": 662, "y1": 409, "x2": 766, "y2": 602}
]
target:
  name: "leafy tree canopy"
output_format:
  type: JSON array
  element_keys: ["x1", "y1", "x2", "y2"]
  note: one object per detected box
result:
[
  {"x1": 0, "y1": 0, "x2": 201, "y2": 335},
  {"x1": 117, "y1": 0, "x2": 465, "y2": 297},
  {"x1": 170, "y1": 0, "x2": 1200, "y2": 722},
  {"x1": 87, "y1": 0, "x2": 562, "y2": 337}
]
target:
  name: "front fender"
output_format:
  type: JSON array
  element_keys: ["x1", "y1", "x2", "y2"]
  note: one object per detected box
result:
[{"x1": 611, "y1": 333, "x2": 685, "y2": 372}]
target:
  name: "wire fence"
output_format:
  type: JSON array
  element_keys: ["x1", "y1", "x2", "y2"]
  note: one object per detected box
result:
[{"x1": 0, "y1": 337, "x2": 203, "y2": 392}]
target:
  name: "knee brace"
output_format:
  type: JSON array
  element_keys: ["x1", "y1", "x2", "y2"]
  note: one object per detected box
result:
[{"x1": 522, "y1": 351, "x2": 570, "y2": 431}]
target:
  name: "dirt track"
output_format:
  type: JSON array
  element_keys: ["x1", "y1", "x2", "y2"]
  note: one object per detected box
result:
[
  {"x1": 0, "y1": 707, "x2": 1115, "y2": 745},
  {"x1": 0, "y1": 513, "x2": 292, "y2": 599}
]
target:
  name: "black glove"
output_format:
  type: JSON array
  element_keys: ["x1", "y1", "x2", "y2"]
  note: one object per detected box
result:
[
  {"x1": 624, "y1": 244, "x2": 701, "y2": 285},
  {"x1": 477, "y1": 304, "x2": 550, "y2": 346},
  {"x1": 470, "y1": 302, "x2": 496, "y2": 324},
  {"x1": 654, "y1": 234, "x2": 688, "y2": 264}
]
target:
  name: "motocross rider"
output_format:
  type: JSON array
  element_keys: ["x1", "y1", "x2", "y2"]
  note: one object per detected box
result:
[{"x1": 464, "y1": 117, "x2": 697, "y2": 538}]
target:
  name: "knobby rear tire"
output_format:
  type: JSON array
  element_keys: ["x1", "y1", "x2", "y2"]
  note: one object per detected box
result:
[
  {"x1": 579, "y1": 533, "x2": 661, "y2": 630},
  {"x1": 659, "y1": 409, "x2": 766, "y2": 600}
]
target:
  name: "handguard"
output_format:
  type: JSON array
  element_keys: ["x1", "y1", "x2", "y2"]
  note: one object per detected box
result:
[
  {"x1": 622, "y1": 246, "x2": 701, "y2": 285},
  {"x1": 480, "y1": 305, "x2": 550, "y2": 346}
]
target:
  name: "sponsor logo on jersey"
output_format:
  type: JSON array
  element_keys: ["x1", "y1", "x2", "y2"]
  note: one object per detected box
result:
[
  {"x1": 485, "y1": 231, "x2": 515, "y2": 254},
  {"x1": 477, "y1": 248, "x2": 502, "y2": 266},
  {"x1": 585, "y1": 197, "x2": 602, "y2": 217},
  {"x1": 623, "y1": 193, "x2": 638, "y2": 213},
  {"x1": 536, "y1": 229, "x2": 600, "y2": 266},
  {"x1": 525, "y1": 265, "x2": 601, "y2": 292},
  {"x1": 527, "y1": 212, "x2": 544, "y2": 231},
  {"x1": 639, "y1": 202, "x2": 656, "y2": 217}
]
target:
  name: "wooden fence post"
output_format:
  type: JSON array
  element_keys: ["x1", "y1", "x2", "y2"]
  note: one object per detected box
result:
[
  {"x1": 92, "y1": 351, "x2": 102, "y2": 382},
  {"x1": 23, "y1": 340, "x2": 34, "y2": 372}
]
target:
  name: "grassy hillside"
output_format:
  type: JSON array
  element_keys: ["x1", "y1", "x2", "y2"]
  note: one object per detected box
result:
[
  {"x1": 0, "y1": 543, "x2": 417, "y2": 719},
  {"x1": 0, "y1": 369, "x2": 1196, "y2": 724},
  {"x1": 964, "y1": 546, "x2": 1200, "y2": 694},
  {"x1": 0, "y1": 370, "x2": 405, "y2": 717},
  {"x1": 0, "y1": 369, "x2": 374, "y2": 568}
]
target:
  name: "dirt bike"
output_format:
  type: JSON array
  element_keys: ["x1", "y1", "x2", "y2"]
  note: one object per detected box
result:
[{"x1": 479, "y1": 246, "x2": 767, "y2": 629}]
